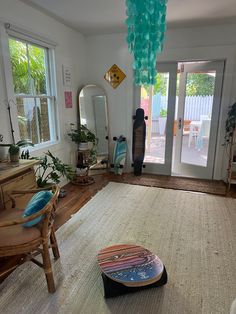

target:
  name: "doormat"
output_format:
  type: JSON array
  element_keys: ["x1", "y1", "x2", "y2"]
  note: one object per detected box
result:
[{"x1": 111, "y1": 173, "x2": 227, "y2": 196}]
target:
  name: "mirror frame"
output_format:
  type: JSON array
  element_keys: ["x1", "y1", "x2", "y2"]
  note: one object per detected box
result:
[{"x1": 78, "y1": 84, "x2": 110, "y2": 168}]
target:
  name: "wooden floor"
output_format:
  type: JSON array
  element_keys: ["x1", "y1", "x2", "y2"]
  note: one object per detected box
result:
[
  {"x1": 0, "y1": 172, "x2": 234, "y2": 283},
  {"x1": 54, "y1": 173, "x2": 111, "y2": 229}
]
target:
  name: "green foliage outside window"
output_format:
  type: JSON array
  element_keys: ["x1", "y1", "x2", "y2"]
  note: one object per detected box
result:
[
  {"x1": 8, "y1": 38, "x2": 51, "y2": 145},
  {"x1": 145, "y1": 72, "x2": 215, "y2": 97},
  {"x1": 9, "y1": 38, "x2": 47, "y2": 95},
  {"x1": 185, "y1": 73, "x2": 215, "y2": 96}
]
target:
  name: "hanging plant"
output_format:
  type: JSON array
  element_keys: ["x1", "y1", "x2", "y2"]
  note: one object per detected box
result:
[{"x1": 224, "y1": 102, "x2": 236, "y2": 145}]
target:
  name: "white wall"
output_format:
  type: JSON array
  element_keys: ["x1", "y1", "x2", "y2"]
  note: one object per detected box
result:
[
  {"x1": 0, "y1": 0, "x2": 87, "y2": 185},
  {"x1": 86, "y1": 24, "x2": 236, "y2": 180},
  {"x1": 85, "y1": 34, "x2": 134, "y2": 166}
]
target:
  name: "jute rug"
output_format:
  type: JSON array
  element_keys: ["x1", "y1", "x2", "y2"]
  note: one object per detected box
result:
[{"x1": 0, "y1": 182, "x2": 235, "y2": 314}]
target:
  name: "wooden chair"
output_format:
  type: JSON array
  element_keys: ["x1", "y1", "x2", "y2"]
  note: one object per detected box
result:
[{"x1": 0, "y1": 185, "x2": 60, "y2": 293}]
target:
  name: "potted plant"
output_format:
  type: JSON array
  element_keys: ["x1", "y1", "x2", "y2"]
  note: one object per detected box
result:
[
  {"x1": 224, "y1": 102, "x2": 236, "y2": 146},
  {"x1": 0, "y1": 139, "x2": 34, "y2": 162},
  {"x1": 35, "y1": 150, "x2": 76, "y2": 187},
  {"x1": 68, "y1": 125, "x2": 98, "y2": 151},
  {"x1": 158, "y1": 108, "x2": 167, "y2": 135}
]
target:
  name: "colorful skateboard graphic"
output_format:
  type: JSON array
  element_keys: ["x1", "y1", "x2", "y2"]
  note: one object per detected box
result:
[
  {"x1": 98, "y1": 244, "x2": 167, "y2": 291},
  {"x1": 132, "y1": 108, "x2": 147, "y2": 176},
  {"x1": 110, "y1": 136, "x2": 127, "y2": 175}
]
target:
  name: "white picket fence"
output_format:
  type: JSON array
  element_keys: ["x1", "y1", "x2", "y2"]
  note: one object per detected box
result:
[
  {"x1": 159, "y1": 95, "x2": 213, "y2": 119},
  {"x1": 151, "y1": 95, "x2": 213, "y2": 133},
  {"x1": 180, "y1": 95, "x2": 213, "y2": 120},
  {"x1": 151, "y1": 120, "x2": 159, "y2": 133}
]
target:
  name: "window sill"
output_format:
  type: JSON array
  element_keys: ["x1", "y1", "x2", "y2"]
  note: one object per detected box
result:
[{"x1": 26, "y1": 140, "x2": 60, "y2": 153}]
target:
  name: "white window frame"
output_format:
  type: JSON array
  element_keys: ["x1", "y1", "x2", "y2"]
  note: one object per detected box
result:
[{"x1": 0, "y1": 22, "x2": 59, "y2": 150}]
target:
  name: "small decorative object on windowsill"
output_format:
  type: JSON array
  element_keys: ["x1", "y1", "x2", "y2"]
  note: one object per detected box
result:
[
  {"x1": 21, "y1": 149, "x2": 30, "y2": 159},
  {"x1": 125, "y1": 0, "x2": 168, "y2": 86}
]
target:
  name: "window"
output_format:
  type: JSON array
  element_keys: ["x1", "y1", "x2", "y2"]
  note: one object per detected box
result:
[{"x1": 8, "y1": 37, "x2": 57, "y2": 145}]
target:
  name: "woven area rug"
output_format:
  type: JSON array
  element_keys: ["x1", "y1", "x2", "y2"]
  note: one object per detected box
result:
[{"x1": 0, "y1": 182, "x2": 235, "y2": 314}]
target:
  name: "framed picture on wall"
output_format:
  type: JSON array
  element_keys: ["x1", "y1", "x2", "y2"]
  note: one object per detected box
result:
[
  {"x1": 62, "y1": 65, "x2": 72, "y2": 86},
  {"x1": 64, "y1": 91, "x2": 73, "y2": 108}
]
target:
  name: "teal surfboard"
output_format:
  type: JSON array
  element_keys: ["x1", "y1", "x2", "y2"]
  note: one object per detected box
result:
[{"x1": 113, "y1": 136, "x2": 127, "y2": 175}]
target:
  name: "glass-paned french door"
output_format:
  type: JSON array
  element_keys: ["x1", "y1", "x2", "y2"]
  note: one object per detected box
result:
[
  {"x1": 135, "y1": 60, "x2": 224, "y2": 179},
  {"x1": 173, "y1": 61, "x2": 224, "y2": 179},
  {"x1": 135, "y1": 63, "x2": 177, "y2": 175}
]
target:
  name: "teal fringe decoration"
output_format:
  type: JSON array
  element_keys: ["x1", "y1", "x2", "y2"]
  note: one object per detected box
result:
[{"x1": 125, "y1": 0, "x2": 167, "y2": 85}]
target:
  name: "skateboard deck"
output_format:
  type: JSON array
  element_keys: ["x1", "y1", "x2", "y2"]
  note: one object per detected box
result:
[
  {"x1": 132, "y1": 108, "x2": 146, "y2": 176},
  {"x1": 111, "y1": 136, "x2": 127, "y2": 175},
  {"x1": 98, "y1": 244, "x2": 167, "y2": 297}
]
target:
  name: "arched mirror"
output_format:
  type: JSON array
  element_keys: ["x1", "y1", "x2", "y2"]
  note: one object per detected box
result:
[{"x1": 78, "y1": 85, "x2": 109, "y2": 169}]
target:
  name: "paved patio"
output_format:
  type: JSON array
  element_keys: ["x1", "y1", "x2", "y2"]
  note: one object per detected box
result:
[{"x1": 144, "y1": 134, "x2": 209, "y2": 168}]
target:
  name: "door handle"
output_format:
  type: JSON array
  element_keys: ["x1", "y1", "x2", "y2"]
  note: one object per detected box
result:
[{"x1": 178, "y1": 118, "x2": 182, "y2": 130}]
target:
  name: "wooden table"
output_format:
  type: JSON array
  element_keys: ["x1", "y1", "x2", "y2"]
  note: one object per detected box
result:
[{"x1": 0, "y1": 160, "x2": 38, "y2": 210}]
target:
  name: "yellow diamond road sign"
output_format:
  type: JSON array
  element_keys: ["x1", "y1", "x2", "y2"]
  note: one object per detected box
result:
[{"x1": 104, "y1": 64, "x2": 126, "y2": 89}]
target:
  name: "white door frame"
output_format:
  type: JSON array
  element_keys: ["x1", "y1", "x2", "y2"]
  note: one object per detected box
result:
[
  {"x1": 134, "y1": 62, "x2": 177, "y2": 175},
  {"x1": 173, "y1": 60, "x2": 225, "y2": 179}
]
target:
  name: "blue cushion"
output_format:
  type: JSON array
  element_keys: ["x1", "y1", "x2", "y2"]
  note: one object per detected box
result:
[{"x1": 22, "y1": 191, "x2": 53, "y2": 227}]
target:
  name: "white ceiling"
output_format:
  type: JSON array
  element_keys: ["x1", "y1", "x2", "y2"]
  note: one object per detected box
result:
[{"x1": 20, "y1": 0, "x2": 236, "y2": 35}]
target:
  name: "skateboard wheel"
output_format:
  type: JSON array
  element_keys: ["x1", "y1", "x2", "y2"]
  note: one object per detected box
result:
[
  {"x1": 120, "y1": 165, "x2": 124, "y2": 169},
  {"x1": 110, "y1": 164, "x2": 114, "y2": 168},
  {"x1": 101, "y1": 159, "x2": 108, "y2": 165},
  {"x1": 145, "y1": 116, "x2": 148, "y2": 120},
  {"x1": 113, "y1": 137, "x2": 117, "y2": 141}
]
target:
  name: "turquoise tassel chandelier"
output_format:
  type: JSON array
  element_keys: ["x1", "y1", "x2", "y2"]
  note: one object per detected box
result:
[{"x1": 125, "y1": 0, "x2": 167, "y2": 86}]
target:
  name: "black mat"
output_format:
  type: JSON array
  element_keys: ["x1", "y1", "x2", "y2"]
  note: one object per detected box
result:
[{"x1": 102, "y1": 266, "x2": 168, "y2": 298}]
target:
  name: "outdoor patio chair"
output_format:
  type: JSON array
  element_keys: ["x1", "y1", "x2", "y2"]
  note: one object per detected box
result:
[
  {"x1": 196, "y1": 119, "x2": 211, "y2": 151},
  {"x1": 0, "y1": 185, "x2": 60, "y2": 293}
]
